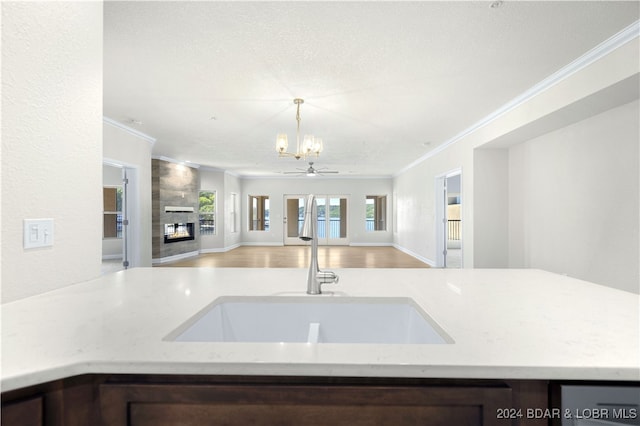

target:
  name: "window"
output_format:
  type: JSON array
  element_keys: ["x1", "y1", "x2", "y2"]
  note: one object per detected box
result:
[
  {"x1": 366, "y1": 195, "x2": 387, "y2": 231},
  {"x1": 199, "y1": 190, "x2": 216, "y2": 235},
  {"x1": 249, "y1": 195, "x2": 269, "y2": 231},
  {"x1": 103, "y1": 186, "x2": 123, "y2": 238}
]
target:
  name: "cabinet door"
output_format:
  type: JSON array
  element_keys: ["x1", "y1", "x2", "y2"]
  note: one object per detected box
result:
[
  {"x1": 101, "y1": 382, "x2": 513, "y2": 426},
  {"x1": 1, "y1": 396, "x2": 43, "y2": 426}
]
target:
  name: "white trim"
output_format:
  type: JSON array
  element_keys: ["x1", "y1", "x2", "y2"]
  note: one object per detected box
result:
[
  {"x1": 241, "y1": 242, "x2": 284, "y2": 247},
  {"x1": 199, "y1": 243, "x2": 241, "y2": 254},
  {"x1": 103, "y1": 117, "x2": 156, "y2": 145},
  {"x1": 101, "y1": 254, "x2": 123, "y2": 260},
  {"x1": 394, "y1": 20, "x2": 640, "y2": 177},
  {"x1": 392, "y1": 244, "x2": 436, "y2": 267},
  {"x1": 199, "y1": 165, "x2": 226, "y2": 173},
  {"x1": 153, "y1": 156, "x2": 200, "y2": 169},
  {"x1": 349, "y1": 242, "x2": 394, "y2": 247},
  {"x1": 103, "y1": 157, "x2": 139, "y2": 170},
  {"x1": 152, "y1": 250, "x2": 200, "y2": 265},
  {"x1": 226, "y1": 243, "x2": 242, "y2": 251}
]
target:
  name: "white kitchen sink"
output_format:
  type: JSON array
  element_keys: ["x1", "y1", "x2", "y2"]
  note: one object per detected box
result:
[{"x1": 165, "y1": 296, "x2": 452, "y2": 344}]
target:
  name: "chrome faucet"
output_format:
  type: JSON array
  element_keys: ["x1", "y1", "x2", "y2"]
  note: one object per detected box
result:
[{"x1": 299, "y1": 194, "x2": 339, "y2": 294}]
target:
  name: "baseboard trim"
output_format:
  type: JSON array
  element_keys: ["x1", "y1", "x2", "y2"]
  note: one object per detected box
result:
[
  {"x1": 392, "y1": 244, "x2": 436, "y2": 267},
  {"x1": 240, "y1": 242, "x2": 284, "y2": 247},
  {"x1": 200, "y1": 243, "x2": 241, "y2": 254},
  {"x1": 102, "y1": 254, "x2": 123, "y2": 261},
  {"x1": 152, "y1": 250, "x2": 200, "y2": 264},
  {"x1": 349, "y1": 242, "x2": 394, "y2": 247}
]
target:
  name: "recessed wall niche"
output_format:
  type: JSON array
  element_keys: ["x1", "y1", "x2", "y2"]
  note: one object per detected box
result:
[{"x1": 152, "y1": 159, "x2": 199, "y2": 261}]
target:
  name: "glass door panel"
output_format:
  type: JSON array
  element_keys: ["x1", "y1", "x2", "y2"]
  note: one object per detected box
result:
[
  {"x1": 318, "y1": 196, "x2": 348, "y2": 246},
  {"x1": 316, "y1": 197, "x2": 327, "y2": 239},
  {"x1": 284, "y1": 195, "x2": 349, "y2": 246},
  {"x1": 283, "y1": 196, "x2": 306, "y2": 245}
]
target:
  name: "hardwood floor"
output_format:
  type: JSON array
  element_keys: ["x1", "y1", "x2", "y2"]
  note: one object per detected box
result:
[{"x1": 157, "y1": 246, "x2": 430, "y2": 269}]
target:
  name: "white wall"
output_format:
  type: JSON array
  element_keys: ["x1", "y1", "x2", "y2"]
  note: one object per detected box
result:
[
  {"x1": 1, "y1": 2, "x2": 104, "y2": 302},
  {"x1": 393, "y1": 36, "x2": 639, "y2": 292},
  {"x1": 473, "y1": 149, "x2": 509, "y2": 268},
  {"x1": 224, "y1": 172, "x2": 243, "y2": 250},
  {"x1": 199, "y1": 168, "x2": 226, "y2": 251},
  {"x1": 103, "y1": 122, "x2": 154, "y2": 267},
  {"x1": 508, "y1": 100, "x2": 639, "y2": 293},
  {"x1": 394, "y1": 142, "x2": 473, "y2": 265},
  {"x1": 240, "y1": 177, "x2": 393, "y2": 246}
]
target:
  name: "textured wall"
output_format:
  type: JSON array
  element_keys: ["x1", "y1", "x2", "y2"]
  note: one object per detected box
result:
[{"x1": 1, "y1": 2, "x2": 103, "y2": 302}]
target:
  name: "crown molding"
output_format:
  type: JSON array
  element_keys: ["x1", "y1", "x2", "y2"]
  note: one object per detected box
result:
[
  {"x1": 103, "y1": 117, "x2": 157, "y2": 145},
  {"x1": 199, "y1": 165, "x2": 227, "y2": 173},
  {"x1": 152, "y1": 155, "x2": 201, "y2": 169},
  {"x1": 395, "y1": 20, "x2": 640, "y2": 177}
]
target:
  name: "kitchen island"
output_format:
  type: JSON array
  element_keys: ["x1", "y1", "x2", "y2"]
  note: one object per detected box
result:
[{"x1": 2, "y1": 267, "x2": 638, "y2": 425}]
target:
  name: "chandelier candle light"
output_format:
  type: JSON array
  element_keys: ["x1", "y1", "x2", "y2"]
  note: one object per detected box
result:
[{"x1": 276, "y1": 98, "x2": 323, "y2": 160}]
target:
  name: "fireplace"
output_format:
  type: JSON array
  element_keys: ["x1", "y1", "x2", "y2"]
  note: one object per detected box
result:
[{"x1": 164, "y1": 223, "x2": 195, "y2": 243}]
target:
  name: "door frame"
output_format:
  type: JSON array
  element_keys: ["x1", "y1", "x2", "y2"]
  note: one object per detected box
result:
[
  {"x1": 316, "y1": 195, "x2": 350, "y2": 246},
  {"x1": 435, "y1": 168, "x2": 463, "y2": 268},
  {"x1": 282, "y1": 194, "x2": 350, "y2": 246},
  {"x1": 103, "y1": 159, "x2": 140, "y2": 269}
]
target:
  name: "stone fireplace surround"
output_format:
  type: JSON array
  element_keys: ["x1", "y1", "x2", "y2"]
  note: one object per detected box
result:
[{"x1": 152, "y1": 159, "x2": 199, "y2": 262}]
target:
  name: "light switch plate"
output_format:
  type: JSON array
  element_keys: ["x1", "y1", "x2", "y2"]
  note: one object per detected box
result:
[{"x1": 23, "y1": 219, "x2": 54, "y2": 249}]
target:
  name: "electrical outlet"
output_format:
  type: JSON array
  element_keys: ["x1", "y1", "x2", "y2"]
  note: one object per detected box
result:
[{"x1": 23, "y1": 219, "x2": 54, "y2": 249}]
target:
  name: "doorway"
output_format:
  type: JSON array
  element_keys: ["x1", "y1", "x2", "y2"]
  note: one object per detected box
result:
[
  {"x1": 435, "y1": 170, "x2": 463, "y2": 268},
  {"x1": 102, "y1": 161, "x2": 139, "y2": 273},
  {"x1": 283, "y1": 195, "x2": 349, "y2": 246}
]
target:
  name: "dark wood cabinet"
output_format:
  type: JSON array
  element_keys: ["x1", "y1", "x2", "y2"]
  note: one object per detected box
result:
[
  {"x1": 99, "y1": 376, "x2": 549, "y2": 426},
  {"x1": 1, "y1": 376, "x2": 100, "y2": 426},
  {"x1": 102, "y1": 382, "x2": 508, "y2": 426},
  {"x1": 1, "y1": 395, "x2": 43, "y2": 426},
  {"x1": 3, "y1": 375, "x2": 552, "y2": 426}
]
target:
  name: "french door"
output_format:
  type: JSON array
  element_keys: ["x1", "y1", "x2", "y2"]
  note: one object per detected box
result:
[{"x1": 283, "y1": 195, "x2": 349, "y2": 246}]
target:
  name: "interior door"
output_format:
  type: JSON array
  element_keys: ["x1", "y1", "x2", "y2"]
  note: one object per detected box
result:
[
  {"x1": 435, "y1": 170, "x2": 463, "y2": 268},
  {"x1": 435, "y1": 176, "x2": 447, "y2": 267},
  {"x1": 122, "y1": 168, "x2": 129, "y2": 269}
]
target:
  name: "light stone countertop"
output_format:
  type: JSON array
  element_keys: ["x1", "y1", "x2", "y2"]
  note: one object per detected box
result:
[{"x1": 1, "y1": 267, "x2": 638, "y2": 392}]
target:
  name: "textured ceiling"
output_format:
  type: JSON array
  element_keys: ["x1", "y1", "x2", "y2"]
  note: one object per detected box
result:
[{"x1": 103, "y1": 1, "x2": 639, "y2": 177}]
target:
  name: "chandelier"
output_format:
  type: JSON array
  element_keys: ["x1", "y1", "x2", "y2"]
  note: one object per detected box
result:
[{"x1": 276, "y1": 98, "x2": 323, "y2": 160}]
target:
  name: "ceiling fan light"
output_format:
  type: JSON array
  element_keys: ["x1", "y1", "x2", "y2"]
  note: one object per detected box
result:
[{"x1": 276, "y1": 133, "x2": 288, "y2": 153}]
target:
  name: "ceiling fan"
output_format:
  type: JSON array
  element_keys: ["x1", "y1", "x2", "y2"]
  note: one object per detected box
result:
[{"x1": 282, "y1": 162, "x2": 339, "y2": 177}]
